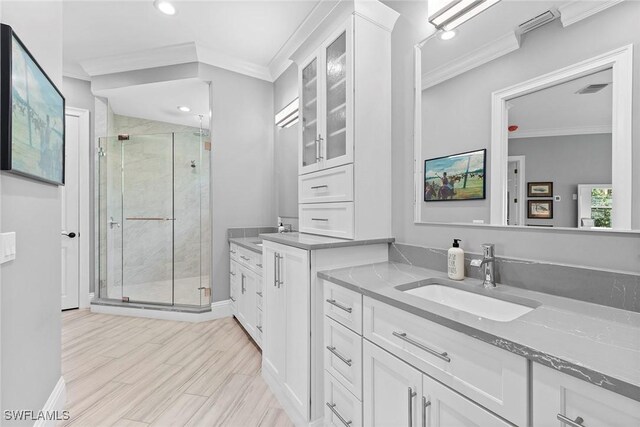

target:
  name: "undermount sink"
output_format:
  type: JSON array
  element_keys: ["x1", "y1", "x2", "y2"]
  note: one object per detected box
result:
[{"x1": 401, "y1": 283, "x2": 537, "y2": 322}]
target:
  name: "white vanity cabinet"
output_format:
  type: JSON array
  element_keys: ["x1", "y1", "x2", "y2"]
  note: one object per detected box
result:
[
  {"x1": 532, "y1": 364, "x2": 640, "y2": 427},
  {"x1": 229, "y1": 243, "x2": 263, "y2": 347},
  {"x1": 294, "y1": 1, "x2": 398, "y2": 240}
]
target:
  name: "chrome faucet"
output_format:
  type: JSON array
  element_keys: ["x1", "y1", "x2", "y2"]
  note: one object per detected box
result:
[{"x1": 470, "y1": 244, "x2": 496, "y2": 288}]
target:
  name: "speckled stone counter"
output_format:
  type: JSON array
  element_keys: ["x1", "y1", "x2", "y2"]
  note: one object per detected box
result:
[
  {"x1": 259, "y1": 232, "x2": 394, "y2": 250},
  {"x1": 228, "y1": 237, "x2": 263, "y2": 254},
  {"x1": 318, "y1": 261, "x2": 640, "y2": 402}
]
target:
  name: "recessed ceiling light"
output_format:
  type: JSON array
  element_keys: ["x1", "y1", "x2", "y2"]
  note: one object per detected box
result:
[
  {"x1": 177, "y1": 106, "x2": 191, "y2": 112},
  {"x1": 439, "y1": 30, "x2": 457, "y2": 41},
  {"x1": 154, "y1": 0, "x2": 176, "y2": 16}
]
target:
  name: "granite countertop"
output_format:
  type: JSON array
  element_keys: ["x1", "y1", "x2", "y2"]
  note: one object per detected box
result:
[
  {"x1": 318, "y1": 261, "x2": 640, "y2": 402},
  {"x1": 228, "y1": 237, "x2": 263, "y2": 254},
  {"x1": 259, "y1": 232, "x2": 395, "y2": 250}
]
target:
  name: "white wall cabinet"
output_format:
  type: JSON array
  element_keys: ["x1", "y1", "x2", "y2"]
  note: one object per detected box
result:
[
  {"x1": 533, "y1": 363, "x2": 640, "y2": 427},
  {"x1": 293, "y1": 2, "x2": 398, "y2": 240}
]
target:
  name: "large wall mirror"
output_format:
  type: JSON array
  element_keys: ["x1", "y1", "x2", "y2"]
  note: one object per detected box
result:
[{"x1": 414, "y1": 0, "x2": 639, "y2": 232}]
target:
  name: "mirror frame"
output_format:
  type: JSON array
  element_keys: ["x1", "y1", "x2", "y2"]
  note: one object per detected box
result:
[{"x1": 413, "y1": 39, "x2": 637, "y2": 233}]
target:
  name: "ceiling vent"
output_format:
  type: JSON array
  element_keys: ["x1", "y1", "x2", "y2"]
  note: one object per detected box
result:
[
  {"x1": 518, "y1": 9, "x2": 561, "y2": 35},
  {"x1": 576, "y1": 83, "x2": 609, "y2": 95}
]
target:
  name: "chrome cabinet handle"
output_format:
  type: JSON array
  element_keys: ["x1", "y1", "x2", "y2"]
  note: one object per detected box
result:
[
  {"x1": 229, "y1": 271, "x2": 236, "y2": 276},
  {"x1": 312, "y1": 218, "x2": 329, "y2": 222},
  {"x1": 257, "y1": 325, "x2": 263, "y2": 333},
  {"x1": 311, "y1": 184, "x2": 329, "y2": 190},
  {"x1": 557, "y1": 414, "x2": 585, "y2": 427},
  {"x1": 422, "y1": 397, "x2": 431, "y2": 427},
  {"x1": 392, "y1": 332, "x2": 450, "y2": 363},
  {"x1": 326, "y1": 403, "x2": 352, "y2": 427},
  {"x1": 256, "y1": 291, "x2": 263, "y2": 297},
  {"x1": 230, "y1": 296, "x2": 236, "y2": 302},
  {"x1": 273, "y1": 253, "x2": 279, "y2": 287},
  {"x1": 240, "y1": 255, "x2": 250, "y2": 261},
  {"x1": 230, "y1": 249, "x2": 236, "y2": 254},
  {"x1": 326, "y1": 299, "x2": 353, "y2": 313},
  {"x1": 326, "y1": 346, "x2": 352, "y2": 366},
  {"x1": 317, "y1": 134, "x2": 324, "y2": 160},
  {"x1": 256, "y1": 263, "x2": 262, "y2": 268},
  {"x1": 277, "y1": 254, "x2": 283, "y2": 288},
  {"x1": 408, "y1": 387, "x2": 417, "y2": 427},
  {"x1": 241, "y1": 274, "x2": 246, "y2": 294}
]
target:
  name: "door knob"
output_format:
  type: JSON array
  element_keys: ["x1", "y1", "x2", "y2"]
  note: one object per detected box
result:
[{"x1": 62, "y1": 232, "x2": 77, "y2": 238}]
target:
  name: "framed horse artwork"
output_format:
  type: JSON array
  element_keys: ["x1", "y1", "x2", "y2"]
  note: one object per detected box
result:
[{"x1": 424, "y1": 149, "x2": 486, "y2": 202}]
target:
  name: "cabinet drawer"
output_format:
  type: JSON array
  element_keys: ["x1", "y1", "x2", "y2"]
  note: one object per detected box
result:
[
  {"x1": 229, "y1": 243, "x2": 239, "y2": 261},
  {"x1": 324, "y1": 280, "x2": 362, "y2": 334},
  {"x1": 325, "y1": 317, "x2": 363, "y2": 399},
  {"x1": 299, "y1": 202, "x2": 354, "y2": 239},
  {"x1": 533, "y1": 363, "x2": 640, "y2": 427},
  {"x1": 299, "y1": 164, "x2": 353, "y2": 204},
  {"x1": 363, "y1": 297, "x2": 528, "y2": 427},
  {"x1": 325, "y1": 372, "x2": 363, "y2": 427},
  {"x1": 237, "y1": 246, "x2": 257, "y2": 270},
  {"x1": 423, "y1": 374, "x2": 512, "y2": 427}
]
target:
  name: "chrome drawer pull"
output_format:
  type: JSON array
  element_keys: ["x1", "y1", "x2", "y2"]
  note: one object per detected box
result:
[
  {"x1": 326, "y1": 299, "x2": 353, "y2": 313},
  {"x1": 326, "y1": 346, "x2": 352, "y2": 367},
  {"x1": 256, "y1": 325, "x2": 263, "y2": 333},
  {"x1": 392, "y1": 332, "x2": 451, "y2": 363},
  {"x1": 408, "y1": 387, "x2": 417, "y2": 427},
  {"x1": 256, "y1": 291, "x2": 263, "y2": 297},
  {"x1": 422, "y1": 397, "x2": 431, "y2": 427},
  {"x1": 326, "y1": 403, "x2": 352, "y2": 427},
  {"x1": 240, "y1": 255, "x2": 250, "y2": 261},
  {"x1": 230, "y1": 250, "x2": 236, "y2": 254},
  {"x1": 311, "y1": 184, "x2": 329, "y2": 189},
  {"x1": 557, "y1": 415, "x2": 585, "y2": 427},
  {"x1": 230, "y1": 296, "x2": 236, "y2": 302},
  {"x1": 312, "y1": 217, "x2": 329, "y2": 221},
  {"x1": 256, "y1": 263, "x2": 262, "y2": 268},
  {"x1": 229, "y1": 271, "x2": 236, "y2": 276}
]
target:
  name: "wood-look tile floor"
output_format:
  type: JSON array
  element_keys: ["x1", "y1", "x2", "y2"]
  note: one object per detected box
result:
[{"x1": 61, "y1": 310, "x2": 294, "y2": 427}]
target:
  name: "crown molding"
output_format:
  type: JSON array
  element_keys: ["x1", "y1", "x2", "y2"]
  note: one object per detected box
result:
[
  {"x1": 508, "y1": 124, "x2": 613, "y2": 139},
  {"x1": 195, "y1": 45, "x2": 271, "y2": 81},
  {"x1": 558, "y1": 0, "x2": 624, "y2": 27},
  {"x1": 422, "y1": 31, "x2": 521, "y2": 91}
]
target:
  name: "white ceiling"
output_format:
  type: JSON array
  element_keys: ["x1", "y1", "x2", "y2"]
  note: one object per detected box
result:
[
  {"x1": 62, "y1": 0, "x2": 320, "y2": 79},
  {"x1": 508, "y1": 68, "x2": 612, "y2": 138},
  {"x1": 421, "y1": 1, "x2": 571, "y2": 73},
  {"x1": 104, "y1": 78, "x2": 210, "y2": 129}
]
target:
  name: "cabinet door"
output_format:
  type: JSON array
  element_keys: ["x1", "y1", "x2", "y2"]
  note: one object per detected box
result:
[
  {"x1": 363, "y1": 340, "x2": 422, "y2": 427},
  {"x1": 237, "y1": 268, "x2": 256, "y2": 336},
  {"x1": 533, "y1": 363, "x2": 640, "y2": 427},
  {"x1": 263, "y1": 245, "x2": 285, "y2": 380},
  {"x1": 321, "y1": 21, "x2": 353, "y2": 170},
  {"x1": 300, "y1": 54, "x2": 322, "y2": 175},
  {"x1": 422, "y1": 374, "x2": 512, "y2": 427},
  {"x1": 281, "y1": 244, "x2": 311, "y2": 419},
  {"x1": 229, "y1": 260, "x2": 239, "y2": 313}
]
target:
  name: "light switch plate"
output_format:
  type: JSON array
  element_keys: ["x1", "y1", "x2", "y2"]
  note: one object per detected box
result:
[{"x1": 0, "y1": 232, "x2": 16, "y2": 264}]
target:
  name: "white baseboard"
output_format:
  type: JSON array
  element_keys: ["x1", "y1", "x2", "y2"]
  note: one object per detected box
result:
[
  {"x1": 90, "y1": 299, "x2": 233, "y2": 323},
  {"x1": 34, "y1": 376, "x2": 66, "y2": 427},
  {"x1": 262, "y1": 363, "x2": 317, "y2": 427}
]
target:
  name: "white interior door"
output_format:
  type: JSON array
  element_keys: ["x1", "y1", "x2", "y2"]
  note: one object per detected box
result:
[{"x1": 61, "y1": 112, "x2": 81, "y2": 310}]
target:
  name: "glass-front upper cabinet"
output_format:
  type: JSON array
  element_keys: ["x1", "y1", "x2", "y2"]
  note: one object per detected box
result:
[
  {"x1": 299, "y1": 23, "x2": 353, "y2": 175},
  {"x1": 301, "y1": 57, "x2": 320, "y2": 173}
]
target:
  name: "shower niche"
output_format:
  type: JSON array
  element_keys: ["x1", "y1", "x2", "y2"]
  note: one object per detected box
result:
[{"x1": 97, "y1": 130, "x2": 211, "y2": 308}]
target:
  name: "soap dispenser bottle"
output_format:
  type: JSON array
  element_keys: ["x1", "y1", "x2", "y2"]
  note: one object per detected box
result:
[{"x1": 448, "y1": 239, "x2": 464, "y2": 280}]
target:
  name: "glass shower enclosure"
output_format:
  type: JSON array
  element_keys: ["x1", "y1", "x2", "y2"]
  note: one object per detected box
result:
[{"x1": 97, "y1": 132, "x2": 211, "y2": 308}]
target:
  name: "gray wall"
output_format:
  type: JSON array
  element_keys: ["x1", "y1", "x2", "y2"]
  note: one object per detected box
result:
[
  {"x1": 420, "y1": 2, "x2": 640, "y2": 228},
  {"x1": 509, "y1": 134, "x2": 612, "y2": 228},
  {"x1": 62, "y1": 77, "x2": 97, "y2": 293},
  {"x1": 274, "y1": 63, "x2": 299, "y2": 221},
  {"x1": 0, "y1": 1, "x2": 63, "y2": 422},
  {"x1": 390, "y1": 3, "x2": 640, "y2": 274}
]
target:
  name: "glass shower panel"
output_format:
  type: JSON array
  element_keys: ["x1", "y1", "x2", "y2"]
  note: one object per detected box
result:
[
  {"x1": 302, "y1": 58, "x2": 319, "y2": 168},
  {"x1": 173, "y1": 132, "x2": 209, "y2": 306},
  {"x1": 121, "y1": 134, "x2": 174, "y2": 304},
  {"x1": 325, "y1": 32, "x2": 347, "y2": 161}
]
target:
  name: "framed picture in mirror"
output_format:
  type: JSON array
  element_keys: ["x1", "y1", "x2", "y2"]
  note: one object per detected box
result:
[
  {"x1": 527, "y1": 182, "x2": 553, "y2": 198},
  {"x1": 528, "y1": 200, "x2": 553, "y2": 219},
  {"x1": 424, "y1": 149, "x2": 486, "y2": 202}
]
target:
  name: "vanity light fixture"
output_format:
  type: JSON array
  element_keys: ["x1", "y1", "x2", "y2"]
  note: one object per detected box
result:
[
  {"x1": 439, "y1": 30, "x2": 457, "y2": 41},
  {"x1": 154, "y1": 0, "x2": 176, "y2": 16},
  {"x1": 275, "y1": 98, "x2": 299, "y2": 129},
  {"x1": 177, "y1": 105, "x2": 191, "y2": 113},
  {"x1": 428, "y1": 0, "x2": 501, "y2": 31}
]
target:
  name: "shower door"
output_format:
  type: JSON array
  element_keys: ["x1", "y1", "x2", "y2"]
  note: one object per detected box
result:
[{"x1": 121, "y1": 134, "x2": 174, "y2": 304}]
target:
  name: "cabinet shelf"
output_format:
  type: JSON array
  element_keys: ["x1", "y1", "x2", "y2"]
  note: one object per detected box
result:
[
  {"x1": 328, "y1": 128, "x2": 346, "y2": 138},
  {"x1": 328, "y1": 102, "x2": 347, "y2": 115},
  {"x1": 304, "y1": 76, "x2": 317, "y2": 87},
  {"x1": 303, "y1": 118, "x2": 317, "y2": 128},
  {"x1": 328, "y1": 77, "x2": 346, "y2": 92},
  {"x1": 305, "y1": 97, "x2": 317, "y2": 108}
]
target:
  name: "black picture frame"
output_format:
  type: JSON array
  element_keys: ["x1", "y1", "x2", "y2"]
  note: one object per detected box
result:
[
  {"x1": 527, "y1": 200, "x2": 553, "y2": 219},
  {"x1": 0, "y1": 24, "x2": 66, "y2": 186},
  {"x1": 424, "y1": 149, "x2": 487, "y2": 202},
  {"x1": 527, "y1": 181, "x2": 553, "y2": 198}
]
